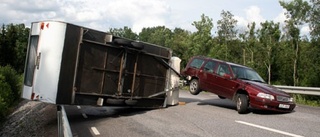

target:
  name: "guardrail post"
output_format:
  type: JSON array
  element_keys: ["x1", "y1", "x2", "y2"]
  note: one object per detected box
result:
[
  {"x1": 57, "y1": 105, "x2": 62, "y2": 137},
  {"x1": 57, "y1": 105, "x2": 72, "y2": 137}
]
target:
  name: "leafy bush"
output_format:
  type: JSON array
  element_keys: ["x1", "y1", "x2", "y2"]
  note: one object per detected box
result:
[
  {"x1": 293, "y1": 94, "x2": 320, "y2": 107},
  {"x1": 0, "y1": 65, "x2": 22, "y2": 122},
  {"x1": 0, "y1": 75, "x2": 11, "y2": 121}
]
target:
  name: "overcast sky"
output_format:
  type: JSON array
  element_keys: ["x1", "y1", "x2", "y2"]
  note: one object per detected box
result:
[{"x1": 0, "y1": 0, "x2": 309, "y2": 35}]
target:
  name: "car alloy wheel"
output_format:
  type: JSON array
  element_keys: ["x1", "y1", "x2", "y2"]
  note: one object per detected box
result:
[
  {"x1": 236, "y1": 94, "x2": 249, "y2": 114},
  {"x1": 189, "y1": 79, "x2": 201, "y2": 95}
]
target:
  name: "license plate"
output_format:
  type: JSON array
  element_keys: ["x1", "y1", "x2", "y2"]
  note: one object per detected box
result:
[{"x1": 279, "y1": 104, "x2": 290, "y2": 109}]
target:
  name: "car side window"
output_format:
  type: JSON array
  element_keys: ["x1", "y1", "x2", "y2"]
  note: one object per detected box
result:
[
  {"x1": 231, "y1": 66, "x2": 242, "y2": 78},
  {"x1": 203, "y1": 61, "x2": 217, "y2": 73},
  {"x1": 189, "y1": 58, "x2": 204, "y2": 69},
  {"x1": 216, "y1": 63, "x2": 231, "y2": 76}
]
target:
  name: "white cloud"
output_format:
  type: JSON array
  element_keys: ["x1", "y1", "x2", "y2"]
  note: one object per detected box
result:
[
  {"x1": 0, "y1": 0, "x2": 308, "y2": 36},
  {"x1": 245, "y1": 6, "x2": 265, "y2": 24},
  {"x1": 0, "y1": 0, "x2": 170, "y2": 33},
  {"x1": 274, "y1": 9, "x2": 287, "y2": 25},
  {"x1": 301, "y1": 25, "x2": 310, "y2": 37},
  {"x1": 58, "y1": 0, "x2": 108, "y2": 25},
  {"x1": 106, "y1": 0, "x2": 170, "y2": 33},
  {"x1": 0, "y1": 0, "x2": 61, "y2": 26},
  {"x1": 234, "y1": 6, "x2": 266, "y2": 30},
  {"x1": 234, "y1": 16, "x2": 248, "y2": 30},
  {"x1": 273, "y1": 9, "x2": 309, "y2": 37}
]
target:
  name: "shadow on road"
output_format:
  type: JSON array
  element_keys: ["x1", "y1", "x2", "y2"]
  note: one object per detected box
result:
[
  {"x1": 180, "y1": 97, "x2": 236, "y2": 110},
  {"x1": 80, "y1": 106, "x2": 150, "y2": 118},
  {"x1": 65, "y1": 106, "x2": 153, "y2": 126},
  {"x1": 179, "y1": 97, "x2": 294, "y2": 115},
  {"x1": 66, "y1": 106, "x2": 153, "y2": 137}
]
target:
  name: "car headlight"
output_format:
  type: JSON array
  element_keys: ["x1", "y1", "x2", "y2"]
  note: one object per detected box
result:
[
  {"x1": 186, "y1": 76, "x2": 191, "y2": 81},
  {"x1": 257, "y1": 93, "x2": 275, "y2": 100},
  {"x1": 288, "y1": 97, "x2": 294, "y2": 102}
]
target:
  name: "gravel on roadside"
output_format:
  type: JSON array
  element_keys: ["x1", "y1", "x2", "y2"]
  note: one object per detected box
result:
[{"x1": 0, "y1": 100, "x2": 58, "y2": 137}]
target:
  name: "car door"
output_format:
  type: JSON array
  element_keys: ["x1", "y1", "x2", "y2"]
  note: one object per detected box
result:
[
  {"x1": 199, "y1": 60, "x2": 218, "y2": 92},
  {"x1": 184, "y1": 58, "x2": 205, "y2": 78},
  {"x1": 214, "y1": 63, "x2": 238, "y2": 99}
]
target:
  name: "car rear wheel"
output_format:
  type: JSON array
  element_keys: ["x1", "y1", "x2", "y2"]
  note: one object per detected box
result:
[
  {"x1": 236, "y1": 94, "x2": 249, "y2": 114},
  {"x1": 189, "y1": 79, "x2": 201, "y2": 95}
]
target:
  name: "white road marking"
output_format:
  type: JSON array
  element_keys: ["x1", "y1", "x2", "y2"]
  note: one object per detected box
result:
[
  {"x1": 91, "y1": 127, "x2": 100, "y2": 135},
  {"x1": 82, "y1": 113, "x2": 88, "y2": 118},
  {"x1": 235, "y1": 120, "x2": 304, "y2": 137},
  {"x1": 77, "y1": 106, "x2": 81, "y2": 109}
]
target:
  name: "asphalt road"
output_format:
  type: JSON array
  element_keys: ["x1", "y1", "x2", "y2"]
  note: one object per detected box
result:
[{"x1": 66, "y1": 90, "x2": 320, "y2": 137}]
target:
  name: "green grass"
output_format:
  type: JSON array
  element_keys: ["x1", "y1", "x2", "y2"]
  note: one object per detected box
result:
[{"x1": 293, "y1": 94, "x2": 320, "y2": 107}]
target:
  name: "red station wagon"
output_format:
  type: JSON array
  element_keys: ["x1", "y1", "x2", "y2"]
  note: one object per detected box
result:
[{"x1": 182, "y1": 56, "x2": 296, "y2": 114}]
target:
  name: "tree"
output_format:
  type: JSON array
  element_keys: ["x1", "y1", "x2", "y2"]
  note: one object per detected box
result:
[
  {"x1": 216, "y1": 10, "x2": 238, "y2": 61},
  {"x1": 309, "y1": 0, "x2": 320, "y2": 41},
  {"x1": 0, "y1": 65, "x2": 22, "y2": 121},
  {"x1": 109, "y1": 26, "x2": 138, "y2": 40},
  {"x1": 171, "y1": 28, "x2": 192, "y2": 67},
  {"x1": 257, "y1": 21, "x2": 281, "y2": 84},
  {"x1": 13, "y1": 24, "x2": 29, "y2": 73},
  {"x1": 0, "y1": 24, "x2": 29, "y2": 73},
  {"x1": 280, "y1": 0, "x2": 311, "y2": 86},
  {"x1": 306, "y1": 0, "x2": 320, "y2": 87},
  {"x1": 191, "y1": 14, "x2": 214, "y2": 56},
  {"x1": 0, "y1": 24, "x2": 6, "y2": 66},
  {"x1": 138, "y1": 26, "x2": 172, "y2": 47},
  {"x1": 239, "y1": 22, "x2": 257, "y2": 66}
]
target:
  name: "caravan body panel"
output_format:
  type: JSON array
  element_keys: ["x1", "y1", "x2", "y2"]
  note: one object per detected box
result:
[
  {"x1": 23, "y1": 21, "x2": 67, "y2": 103},
  {"x1": 22, "y1": 21, "x2": 174, "y2": 108}
]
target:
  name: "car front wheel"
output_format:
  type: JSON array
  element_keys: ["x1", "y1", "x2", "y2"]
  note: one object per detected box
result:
[
  {"x1": 189, "y1": 79, "x2": 201, "y2": 95},
  {"x1": 236, "y1": 94, "x2": 249, "y2": 114}
]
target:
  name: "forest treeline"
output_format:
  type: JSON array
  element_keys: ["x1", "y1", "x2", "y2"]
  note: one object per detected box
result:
[
  {"x1": 110, "y1": 0, "x2": 320, "y2": 87},
  {"x1": 0, "y1": 0, "x2": 319, "y2": 119}
]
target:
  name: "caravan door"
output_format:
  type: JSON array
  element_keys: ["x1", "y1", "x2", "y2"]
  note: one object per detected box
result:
[{"x1": 22, "y1": 21, "x2": 67, "y2": 104}]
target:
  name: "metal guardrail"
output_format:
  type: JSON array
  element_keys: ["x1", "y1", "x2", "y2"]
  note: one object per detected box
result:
[
  {"x1": 57, "y1": 105, "x2": 72, "y2": 137},
  {"x1": 180, "y1": 80, "x2": 320, "y2": 96},
  {"x1": 274, "y1": 85, "x2": 320, "y2": 96}
]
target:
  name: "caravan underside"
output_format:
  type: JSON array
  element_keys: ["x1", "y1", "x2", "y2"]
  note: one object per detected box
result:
[
  {"x1": 73, "y1": 38, "x2": 170, "y2": 107},
  {"x1": 23, "y1": 21, "x2": 173, "y2": 108}
]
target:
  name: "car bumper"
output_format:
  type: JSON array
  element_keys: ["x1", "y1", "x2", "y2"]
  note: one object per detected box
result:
[{"x1": 250, "y1": 96, "x2": 296, "y2": 112}]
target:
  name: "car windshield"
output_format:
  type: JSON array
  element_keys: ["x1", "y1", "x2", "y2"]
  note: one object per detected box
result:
[{"x1": 231, "y1": 65, "x2": 265, "y2": 83}]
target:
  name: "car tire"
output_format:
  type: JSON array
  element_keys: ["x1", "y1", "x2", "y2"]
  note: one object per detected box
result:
[
  {"x1": 189, "y1": 79, "x2": 201, "y2": 95},
  {"x1": 218, "y1": 95, "x2": 226, "y2": 99},
  {"x1": 113, "y1": 38, "x2": 131, "y2": 46},
  {"x1": 236, "y1": 94, "x2": 249, "y2": 114},
  {"x1": 107, "y1": 98, "x2": 124, "y2": 105},
  {"x1": 131, "y1": 42, "x2": 145, "y2": 50},
  {"x1": 125, "y1": 99, "x2": 138, "y2": 105}
]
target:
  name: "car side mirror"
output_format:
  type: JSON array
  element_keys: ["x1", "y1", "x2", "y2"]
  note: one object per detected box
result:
[{"x1": 223, "y1": 74, "x2": 233, "y2": 79}]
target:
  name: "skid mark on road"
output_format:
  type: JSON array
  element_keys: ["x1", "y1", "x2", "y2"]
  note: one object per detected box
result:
[{"x1": 235, "y1": 120, "x2": 304, "y2": 137}]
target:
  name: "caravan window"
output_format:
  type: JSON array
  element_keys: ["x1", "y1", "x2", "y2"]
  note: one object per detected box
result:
[{"x1": 24, "y1": 35, "x2": 39, "y2": 86}]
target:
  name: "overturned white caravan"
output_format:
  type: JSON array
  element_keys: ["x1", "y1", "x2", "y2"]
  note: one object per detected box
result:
[{"x1": 22, "y1": 21, "x2": 181, "y2": 108}]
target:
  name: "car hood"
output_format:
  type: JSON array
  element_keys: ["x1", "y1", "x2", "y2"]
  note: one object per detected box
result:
[{"x1": 245, "y1": 80, "x2": 290, "y2": 96}]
